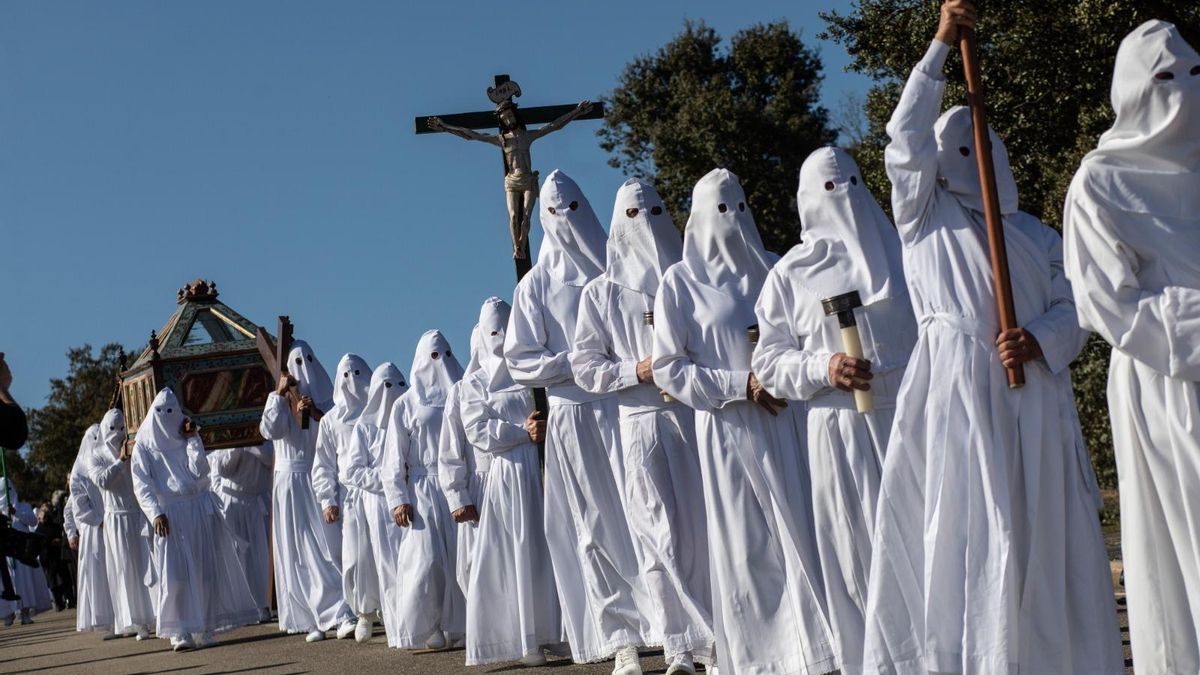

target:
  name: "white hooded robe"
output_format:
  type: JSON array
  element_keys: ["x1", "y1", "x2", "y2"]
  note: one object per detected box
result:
[
  {"x1": 753, "y1": 147, "x2": 918, "y2": 674},
  {"x1": 861, "y1": 40, "x2": 1122, "y2": 675},
  {"x1": 652, "y1": 168, "x2": 836, "y2": 674},
  {"x1": 572, "y1": 178, "x2": 714, "y2": 665},
  {"x1": 69, "y1": 425, "x2": 115, "y2": 633},
  {"x1": 505, "y1": 169, "x2": 654, "y2": 662},
  {"x1": 210, "y1": 443, "x2": 274, "y2": 612},
  {"x1": 1062, "y1": 20, "x2": 1200, "y2": 675}
]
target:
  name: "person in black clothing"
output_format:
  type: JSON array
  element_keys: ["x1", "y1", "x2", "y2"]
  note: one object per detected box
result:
[
  {"x1": 0, "y1": 354, "x2": 27, "y2": 451},
  {"x1": 34, "y1": 504, "x2": 72, "y2": 611}
]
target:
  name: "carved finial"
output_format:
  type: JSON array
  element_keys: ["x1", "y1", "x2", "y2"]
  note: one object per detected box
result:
[
  {"x1": 149, "y1": 330, "x2": 160, "y2": 358},
  {"x1": 177, "y1": 278, "x2": 220, "y2": 304},
  {"x1": 488, "y1": 75, "x2": 522, "y2": 108}
]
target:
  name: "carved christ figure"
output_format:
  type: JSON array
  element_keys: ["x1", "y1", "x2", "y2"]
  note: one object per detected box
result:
[{"x1": 428, "y1": 99, "x2": 594, "y2": 258}]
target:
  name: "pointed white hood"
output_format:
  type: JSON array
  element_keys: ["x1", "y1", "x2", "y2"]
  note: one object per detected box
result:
[
  {"x1": 681, "y1": 168, "x2": 773, "y2": 297},
  {"x1": 782, "y1": 147, "x2": 905, "y2": 304},
  {"x1": 477, "y1": 297, "x2": 519, "y2": 393},
  {"x1": 288, "y1": 340, "x2": 334, "y2": 412},
  {"x1": 100, "y1": 408, "x2": 126, "y2": 460},
  {"x1": 358, "y1": 363, "x2": 408, "y2": 429},
  {"x1": 134, "y1": 388, "x2": 189, "y2": 454},
  {"x1": 331, "y1": 353, "x2": 371, "y2": 423},
  {"x1": 934, "y1": 106, "x2": 1019, "y2": 216},
  {"x1": 537, "y1": 169, "x2": 607, "y2": 286},
  {"x1": 407, "y1": 330, "x2": 464, "y2": 407},
  {"x1": 605, "y1": 178, "x2": 683, "y2": 297}
]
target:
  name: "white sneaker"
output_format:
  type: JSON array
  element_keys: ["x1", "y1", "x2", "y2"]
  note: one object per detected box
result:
[
  {"x1": 336, "y1": 618, "x2": 357, "y2": 640},
  {"x1": 521, "y1": 648, "x2": 548, "y2": 666},
  {"x1": 354, "y1": 616, "x2": 372, "y2": 643},
  {"x1": 612, "y1": 645, "x2": 642, "y2": 675},
  {"x1": 424, "y1": 630, "x2": 447, "y2": 650},
  {"x1": 171, "y1": 636, "x2": 195, "y2": 652},
  {"x1": 305, "y1": 629, "x2": 326, "y2": 643},
  {"x1": 666, "y1": 652, "x2": 696, "y2": 675},
  {"x1": 258, "y1": 607, "x2": 273, "y2": 624},
  {"x1": 135, "y1": 626, "x2": 151, "y2": 641}
]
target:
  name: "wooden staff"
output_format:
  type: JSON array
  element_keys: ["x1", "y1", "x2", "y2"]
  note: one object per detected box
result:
[{"x1": 959, "y1": 24, "x2": 1025, "y2": 388}]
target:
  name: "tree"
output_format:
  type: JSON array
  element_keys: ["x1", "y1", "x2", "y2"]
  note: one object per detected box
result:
[
  {"x1": 599, "y1": 20, "x2": 837, "y2": 253},
  {"x1": 23, "y1": 343, "x2": 127, "y2": 501},
  {"x1": 821, "y1": 1, "x2": 1200, "y2": 498}
]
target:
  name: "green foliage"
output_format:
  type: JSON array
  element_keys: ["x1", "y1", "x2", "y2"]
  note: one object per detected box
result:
[
  {"x1": 22, "y1": 343, "x2": 126, "y2": 501},
  {"x1": 599, "y1": 20, "x2": 837, "y2": 253},
  {"x1": 821, "y1": 1, "x2": 1200, "y2": 492}
]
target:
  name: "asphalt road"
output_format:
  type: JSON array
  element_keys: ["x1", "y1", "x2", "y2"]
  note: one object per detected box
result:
[{"x1": 0, "y1": 609, "x2": 683, "y2": 675}]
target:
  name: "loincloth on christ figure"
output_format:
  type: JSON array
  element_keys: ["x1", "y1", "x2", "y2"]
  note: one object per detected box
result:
[{"x1": 504, "y1": 170, "x2": 539, "y2": 194}]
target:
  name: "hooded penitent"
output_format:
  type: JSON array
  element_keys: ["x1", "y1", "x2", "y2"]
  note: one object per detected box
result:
[
  {"x1": 605, "y1": 178, "x2": 683, "y2": 297},
  {"x1": 537, "y1": 169, "x2": 607, "y2": 286},
  {"x1": 360, "y1": 363, "x2": 408, "y2": 429},
  {"x1": 933, "y1": 106, "x2": 1019, "y2": 216},
  {"x1": 478, "y1": 299, "x2": 517, "y2": 392},
  {"x1": 100, "y1": 409, "x2": 126, "y2": 458},
  {"x1": 681, "y1": 168, "x2": 772, "y2": 296},
  {"x1": 288, "y1": 340, "x2": 335, "y2": 412},
  {"x1": 787, "y1": 147, "x2": 905, "y2": 303},
  {"x1": 331, "y1": 354, "x2": 371, "y2": 423},
  {"x1": 407, "y1": 330, "x2": 464, "y2": 408},
  {"x1": 135, "y1": 389, "x2": 188, "y2": 455}
]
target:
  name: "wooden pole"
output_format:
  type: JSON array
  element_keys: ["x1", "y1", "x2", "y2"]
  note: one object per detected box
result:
[
  {"x1": 514, "y1": 205, "x2": 549, "y2": 468},
  {"x1": 959, "y1": 26, "x2": 1025, "y2": 388}
]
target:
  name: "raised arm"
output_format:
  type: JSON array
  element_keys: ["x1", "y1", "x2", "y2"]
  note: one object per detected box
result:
[
  {"x1": 259, "y1": 392, "x2": 293, "y2": 441},
  {"x1": 504, "y1": 275, "x2": 573, "y2": 388},
  {"x1": 651, "y1": 273, "x2": 748, "y2": 411},
  {"x1": 130, "y1": 445, "x2": 164, "y2": 523},
  {"x1": 1064, "y1": 177, "x2": 1200, "y2": 380},
  {"x1": 529, "y1": 100, "x2": 593, "y2": 141},
  {"x1": 428, "y1": 117, "x2": 502, "y2": 146},
  {"x1": 571, "y1": 282, "x2": 640, "y2": 395},
  {"x1": 753, "y1": 270, "x2": 835, "y2": 401},
  {"x1": 89, "y1": 451, "x2": 128, "y2": 491}
]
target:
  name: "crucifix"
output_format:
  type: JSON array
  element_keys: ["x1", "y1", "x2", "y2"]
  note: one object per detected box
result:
[
  {"x1": 416, "y1": 75, "x2": 605, "y2": 464},
  {"x1": 415, "y1": 74, "x2": 605, "y2": 277}
]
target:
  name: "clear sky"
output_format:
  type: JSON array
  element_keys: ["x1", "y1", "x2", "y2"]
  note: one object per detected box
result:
[{"x1": 0, "y1": 0, "x2": 871, "y2": 421}]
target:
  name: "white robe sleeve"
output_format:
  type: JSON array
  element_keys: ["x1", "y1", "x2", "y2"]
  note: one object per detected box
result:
[
  {"x1": 461, "y1": 381, "x2": 531, "y2": 455},
  {"x1": 571, "y1": 282, "x2": 640, "y2": 394},
  {"x1": 382, "y1": 402, "x2": 411, "y2": 511},
  {"x1": 504, "y1": 275, "x2": 573, "y2": 388},
  {"x1": 89, "y1": 454, "x2": 127, "y2": 491},
  {"x1": 341, "y1": 425, "x2": 382, "y2": 494},
  {"x1": 1022, "y1": 223, "x2": 1088, "y2": 375},
  {"x1": 311, "y1": 417, "x2": 340, "y2": 510},
  {"x1": 186, "y1": 436, "x2": 211, "y2": 491},
  {"x1": 651, "y1": 274, "x2": 749, "y2": 410},
  {"x1": 130, "y1": 445, "x2": 163, "y2": 522},
  {"x1": 63, "y1": 499, "x2": 78, "y2": 539},
  {"x1": 1064, "y1": 184, "x2": 1200, "y2": 380},
  {"x1": 247, "y1": 441, "x2": 274, "y2": 467},
  {"x1": 259, "y1": 392, "x2": 293, "y2": 441},
  {"x1": 68, "y1": 470, "x2": 102, "y2": 527},
  {"x1": 753, "y1": 269, "x2": 834, "y2": 401},
  {"x1": 886, "y1": 40, "x2": 950, "y2": 243},
  {"x1": 212, "y1": 447, "x2": 242, "y2": 479},
  {"x1": 438, "y1": 391, "x2": 473, "y2": 512}
]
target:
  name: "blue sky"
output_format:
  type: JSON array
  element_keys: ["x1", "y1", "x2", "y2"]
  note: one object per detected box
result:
[{"x1": 0, "y1": 0, "x2": 872, "y2": 418}]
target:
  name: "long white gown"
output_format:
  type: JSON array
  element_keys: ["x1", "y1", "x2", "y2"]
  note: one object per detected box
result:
[
  {"x1": 506, "y1": 169, "x2": 654, "y2": 662},
  {"x1": 861, "y1": 40, "x2": 1122, "y2": 675},
  {"x1": 69, "y1": 425, "x2": 114, "y2": 633},
  {"x1": 210, "y1": 444, "x2": 274, "y2": 612},
  {"x1": 258, "y1": 342, "x2": 352, "y2": 634},
  {"x1": 343, "y1": 363, "x2": 408, "y2": 646},
  {"x1": 88, "y1": 409, "x2": 156, "y2": 634},
  {"x1": 383, "y1": 330, "x2": 465, "y2": 647},
  {"x1": 314, "y1": 353, "x2": 378, "y2": 619},
  {"x1": 0, "y1": 480, "x2": 54, "y2": 619},
  {"x1": 652, "y1": 168, "x2": 836, "y2": 674},
  {"x1": 130, "y1": 388, "x2": 257, "y2": 640},
  {"x1": 437, "y1": 329, "x2": 490, "y2": 598},
  {"x1": 461, "y1": 297, "x2": 563, "y2": 664},
  {"x1": 753, "y1": 147, "x2": 917, "y2": 674},
  {"x1": 1062, "y1": 21, "x2": 1200, "y2": 675},
  {"x1": 572, "y1": 178, "x2": 714, "y2": 666}
]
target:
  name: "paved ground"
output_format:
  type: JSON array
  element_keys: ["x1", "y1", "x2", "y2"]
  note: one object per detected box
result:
[
  {"x1": 1, "y1": 572, "x2": 1134, "y2": 675},
  {"x1": 0, "y1": 610, "x2": 682, "y2": 675}
]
